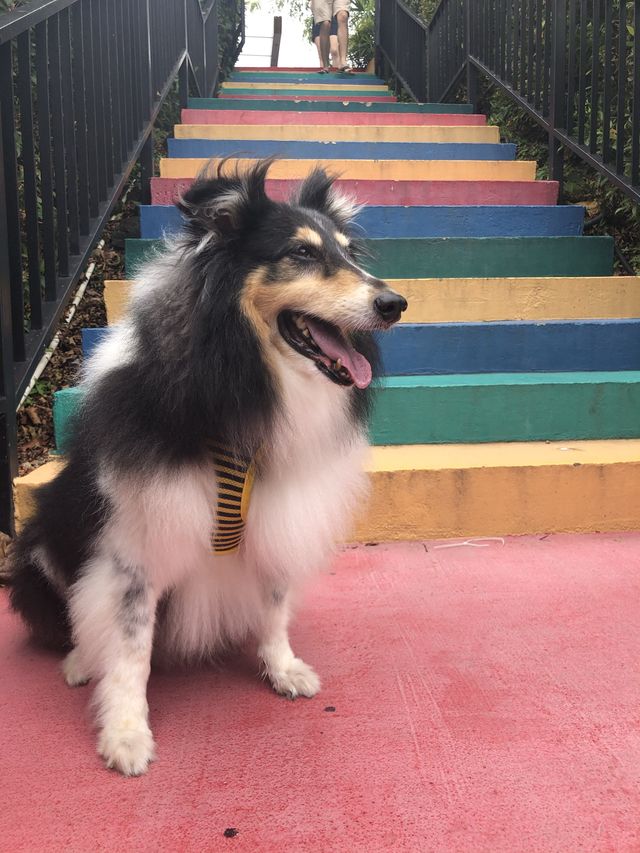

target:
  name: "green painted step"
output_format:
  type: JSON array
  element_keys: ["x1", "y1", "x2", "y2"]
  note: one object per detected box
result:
[
  {"x1": 54, "y1": 372, "x2": 640, "y2": 450},
  {"x1": 187, "y1": 97, "x2": 475, "y2": 113},
  {"x1": 125, "y1": 237, "x2": 614, "y2": 279},
  {"x1": 371, "y1": 373, "x2": 640, "y2": 444}
]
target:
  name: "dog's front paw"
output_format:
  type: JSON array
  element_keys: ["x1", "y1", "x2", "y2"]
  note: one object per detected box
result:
[
  {"x1": 62, "y1": 648, "x2": 91, "y2": 687},
  {"x1": 268, "y1": 658, "x2": 321, "y2": 699},
  {"x1": 98, "y1": 724, "x2": 156, "y2": 776}
]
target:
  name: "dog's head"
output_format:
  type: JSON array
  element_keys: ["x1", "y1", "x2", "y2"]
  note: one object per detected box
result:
[{"x1": 177, "y1": 159, "x2": 407, "y2": 391}]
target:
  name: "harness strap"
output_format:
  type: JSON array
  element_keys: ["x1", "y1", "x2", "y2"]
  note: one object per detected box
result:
[{"x1": 209, "y1": 443, "x2": 256, "y2": 554}]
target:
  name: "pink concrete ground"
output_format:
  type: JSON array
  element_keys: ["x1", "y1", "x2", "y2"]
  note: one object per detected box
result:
[{"x1": 2, "y1": 534, "x2": 640, "y2": 852}]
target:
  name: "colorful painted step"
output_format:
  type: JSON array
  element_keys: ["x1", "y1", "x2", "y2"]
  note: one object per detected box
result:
[
  {"x1": 124, "y1": 237, "x2": 613, "y2": 279},
  {"x1": 166, "y1": 139, "x2": 517, "y2": 161},
  {"x1": 182, "y1": 108, "x2": 487, "y2": 125},
  {"x1": 221, "y1": 83, "x2": 391, "y2": 95},
  {"x1": 139, "y1": 204, "x2": 584, "y2": 240},
  {"x1": 158, "y1": 158, "x2": 537, "y2": 181},
  {"x1": 14, "y1": 441, "x2": 640, "y2": 538},
  {"x1": 81, "y1": 319, "x2": 640, "y2": 375},
  {"x1": 187, "y1": 98, "x2": 474, "y2": 113},
  {"x1": 174, "y1": 123, "x2": 501, "y2": 143},
  {"x1": 102, "y1": 277, "x2": 640, "y2": 326},
  {"x1": 357, "y1": 440, "x2": 640, "y2": 540},
  {"x1": 218, "y1": 93, "x2": 398, "y2": 102},
  {"x1": 226, "y1": 72, "x2": 385, "y2": 83},
  {"x1": 151, "y1": 176, "x2": 559, "y2": 206},
  {"x1": 52, "y1": 372, "x2": 640, "y2": 453}
]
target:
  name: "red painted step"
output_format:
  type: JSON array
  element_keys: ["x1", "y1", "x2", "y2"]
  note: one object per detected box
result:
[
  {"x1": 2, "y1": 535, "x2": 640, "y2": 851},
  {"x1": 181, "y1": 108, "x2": 488, "y2": 126},
  {"x1": 218, "y1": 93, "x2": 397, "y2": 102},
  {"x1": 151, "y1": 176, "x2": 560, "y2": 206}
]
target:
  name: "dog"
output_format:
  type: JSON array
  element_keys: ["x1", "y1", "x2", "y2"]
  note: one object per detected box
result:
[{"x1": 9, "y1": 159, "x2": 407, "y2": 775}]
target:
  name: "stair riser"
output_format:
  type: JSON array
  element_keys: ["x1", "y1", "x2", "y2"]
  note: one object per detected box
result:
[
  {"x1": 81, "y1": 320, "x2": 640, "y2": 375},
  {"x1": 175, "y1": 124, "x2": 501, "y2": 142},
  {"x1": 140, "y1": 204, "x2": 584, "y2": 240},
  {"x1": 150, "y1": 177, "x2": 559, "y2": 206},
  {"x1": 221, "y1": 82, "x2": 391, "y2": 93},
  {"x1": 219, "y1": 93, "x2": 398, "y2": 102},
  {"x1": 125, "y1": 237, "x2": 613, "y2": 280},
  {"x1": 53, "y1": 377, "x2": 640, "y2": 452},
  {"x1": 227, "y1": 73, "x2": 383, "y2": 83},
  {"x1": 103, "y1": 278, "x2": 640, "y2": 326},
  {"x1": 166, "y1": 139, "x2": 517, "y2": 161},
  {"x1": 181, "y1": 108, "x2": 486, "y2": 125},
  {"x1": 159, "y1": 159, "x2": 537, "y2": 180},
  {"x1": 357, "y1": 458, "x2": 640, "y2": 540},
  {"x1": 187, "y1": 98, "x2": 475, "y2": 113}
]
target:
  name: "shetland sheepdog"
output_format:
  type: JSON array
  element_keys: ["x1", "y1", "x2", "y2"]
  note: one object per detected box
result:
[{"x1": 9, "y1": 159, "x2": 407, "y2": 775}]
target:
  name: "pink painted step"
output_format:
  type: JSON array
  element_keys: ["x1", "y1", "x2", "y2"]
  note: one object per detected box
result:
[
  {"x1": 151, "y1": 176, "x2": 559, "y2": 206},
  {"x1": 182, "y1": 108, "x2": 488, "y2": 126},
  {"x1": 218, "y1": 93, "x2": 397, "y2": 102},
  {"x1": 2, "y1": 535, "x2": 640, "y2": 850}
]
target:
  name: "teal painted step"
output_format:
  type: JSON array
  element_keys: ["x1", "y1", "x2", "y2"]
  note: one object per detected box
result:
[
  {"x1": 140, "y1": 205, "x2": 585, "y2": 240},
  {"x1": 219, "y1": 88, "x2": 395, "y2": 98},
  {"x1": 167, "y1": 138, "x2": 517, "y2": 161},
  {"x1": 125, "y1": 237, "x2": 614, "y2": 279},
  {"x1": 53, "y1": 372, "x2": 640, "y2": 451},
  {"x1": 371, "y1": 372, "x2": 640, "y2": 444},
  {"x1": 187, "y1": 98, "x2": 474, "y2": 113}
]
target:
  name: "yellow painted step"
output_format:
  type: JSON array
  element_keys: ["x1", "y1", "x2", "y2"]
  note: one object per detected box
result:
[
  {"x1": 174, "y1": 123, "x2": 501, "y2": 144},
  {"x1": 393, "y1": 276, "x2": 640, "y2": 323},
  {"x1": 105, "y1": 277, "x2": 640, "y2": 326},
  {"x1": 355, "y1": 440, "x2": 640, "y2": 540},
  {"x1": 221, "y1": 81, "x2": 390, "y2": 93},
  {"x1": 14, "y1": 441, "x2": 640, "y2": 539},
  {"x1": 159, "y1": 158, "x2": 537, "y2": 181}
]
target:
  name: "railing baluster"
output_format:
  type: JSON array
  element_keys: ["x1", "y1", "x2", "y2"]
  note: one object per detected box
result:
[
  {"x1": 633, "y1": 0, "x2": 640, "y2": 185},
  {"x1": 602, "y1": 0, "x2": 614, "y2": 163},
  {"x1": 616, "y1": 0, "x2": 628, "y2": 176},
  {"x1": 91, "y1": 0, "x2": 107, "y2": 202},
  {"x1": 0, "y1": 42, "x2": 26, "y2": 362},
  {"x1": 566, "y1": 0, "x2": 577, "y2": 133},
  {"x1": 577, "y1": 0, "x2": 588, "y2": 143},
  {"x1": 60, "y1": 8, "x2": 80, "y2": 256},
  {"x1": 48, "y1": 15, "x2": 70, "y2": 278},
  {"x1": 17, "y1": 31, "x2": 42, "y2": 331},
  {"x1": 72, "y1": 3, "x2": 90, "y2": 236},
  {"x1": 82, "y1": 0, "x2": 99, "y2": 218},
  {"x1": 535, "y1": 0, "x2": 543, "y2": 109},
  {"x1": 35, "y1": 20, "x2": 57, "y2": 301},
  {"x1": 589, "y1": 0, "x2": 600, "y2": 153}
]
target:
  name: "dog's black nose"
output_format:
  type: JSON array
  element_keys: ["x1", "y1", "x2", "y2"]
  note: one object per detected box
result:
[{"x1": 374, "y1": 292, "x2": 408, "y2": 323}]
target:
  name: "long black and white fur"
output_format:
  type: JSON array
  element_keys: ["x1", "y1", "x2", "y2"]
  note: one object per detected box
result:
[{"x1": 9, "y1": 160, "x2": 406, "y2": 775}]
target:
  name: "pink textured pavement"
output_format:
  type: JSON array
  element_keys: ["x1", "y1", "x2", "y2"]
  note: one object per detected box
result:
[{"x1": 2, "y1": 534, "x2": 640, "y2": 852}]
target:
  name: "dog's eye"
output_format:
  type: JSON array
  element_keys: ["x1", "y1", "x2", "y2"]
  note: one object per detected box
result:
[{"x1": 290, "y1": 244, "x2": 317, "y2": 261}]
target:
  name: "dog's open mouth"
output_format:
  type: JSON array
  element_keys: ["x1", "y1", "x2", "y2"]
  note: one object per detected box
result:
[{"x1": 278, "y1": 311, "x2": 372, "y2": 389}]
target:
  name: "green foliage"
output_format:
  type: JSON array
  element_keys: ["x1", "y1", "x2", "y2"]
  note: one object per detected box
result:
[
  {"x1": 401, "y1": 0, "x2": 438, "y2": 24},
  {"x1": 348, "y1": 0, "x2": 374, "y2": 69}
]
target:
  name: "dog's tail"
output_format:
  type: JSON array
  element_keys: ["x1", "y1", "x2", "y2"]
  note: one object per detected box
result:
[{"x1": 8, "y1": 547, "x2": 72, "y2": 651}]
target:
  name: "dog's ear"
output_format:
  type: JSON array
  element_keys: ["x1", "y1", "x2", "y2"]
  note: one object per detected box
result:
[
  {"x1": 176, "y1": 158, "x2": 273, "y2": 239},
  {"x1": 295, "y1": 167, "x2": 361, "y2": 232}
]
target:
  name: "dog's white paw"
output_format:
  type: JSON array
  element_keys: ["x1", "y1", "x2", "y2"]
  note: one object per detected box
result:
[
  {"x1": 98, "y1": 724, "x2": 156, "y2": 776},
  {"x1": 62, "y1": 648, "x2": 91, "y2": 687},
  {"x1": 268, "y1": 658, "x2": 321, "y2": 699}
]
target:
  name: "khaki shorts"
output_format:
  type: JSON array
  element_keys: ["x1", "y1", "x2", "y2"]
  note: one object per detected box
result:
[{"x1": 311, "y1": 0, "x2": 350, "y2": 24}]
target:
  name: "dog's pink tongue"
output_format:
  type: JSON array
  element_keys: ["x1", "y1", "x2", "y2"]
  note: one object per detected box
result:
[{"x1": 305, "y1": 318, "x2": 372, "y2": 389}]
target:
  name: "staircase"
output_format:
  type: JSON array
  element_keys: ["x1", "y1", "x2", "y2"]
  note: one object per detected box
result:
[{"x1": 14, "y1": 68, "x2": 640, "y2": 539}]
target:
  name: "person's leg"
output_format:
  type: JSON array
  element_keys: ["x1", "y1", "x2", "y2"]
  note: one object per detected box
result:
[
  {"x1": 329, "y1": 34, "x2": 339, "y2": 69},
  {"x1": 335, "y1": 8, "x2": 349, "y2": 70},
  {"x1": 314, "y1": 35, "x2": 324, "y2": 68},
  {"x1": 318, "y1": 19, "x2": 331, "y2": 70}
]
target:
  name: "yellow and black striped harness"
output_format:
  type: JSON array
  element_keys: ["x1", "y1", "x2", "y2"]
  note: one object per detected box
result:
[{"x1": 209, "y1": 443, "x2": 256, "y2": 555}]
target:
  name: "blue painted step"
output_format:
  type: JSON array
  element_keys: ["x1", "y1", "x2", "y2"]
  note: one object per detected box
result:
[
  {"x1": 82, "y1": 320, "x2": 640, "y2": 375},
  {"x1": 139, "y1": 204, "x2": 585, "y2": 240},
  {"x1": 166, "y1": 138, "x2": 517, "y2": 161}
]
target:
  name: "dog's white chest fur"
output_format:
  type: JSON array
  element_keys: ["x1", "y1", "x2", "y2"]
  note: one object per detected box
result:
[{"x1": 113, "y1": 360, "x2": 370, "y2": 660}]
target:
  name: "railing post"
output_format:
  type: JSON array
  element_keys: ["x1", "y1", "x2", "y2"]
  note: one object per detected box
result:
[
  {"x1": 0, "y1": 108, "x2": 17, "y2": 535},
  {"x1": 180, "y1": 0, "x2": 189, "y2": 107},
  {"x1": 465, "y1": 0, "x2": 479, "y2": 111},
  {"x1": 549, "y1": 0, "x2": 567, "y2": 197}
]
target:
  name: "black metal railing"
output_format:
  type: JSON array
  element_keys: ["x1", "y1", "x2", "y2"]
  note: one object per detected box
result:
[
  {"x1": 376, "y1": 0, "x2": 640, "y2": 204},
  {"x1": 0, "y1": 0, "x2": 244, "y2": 533}
]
